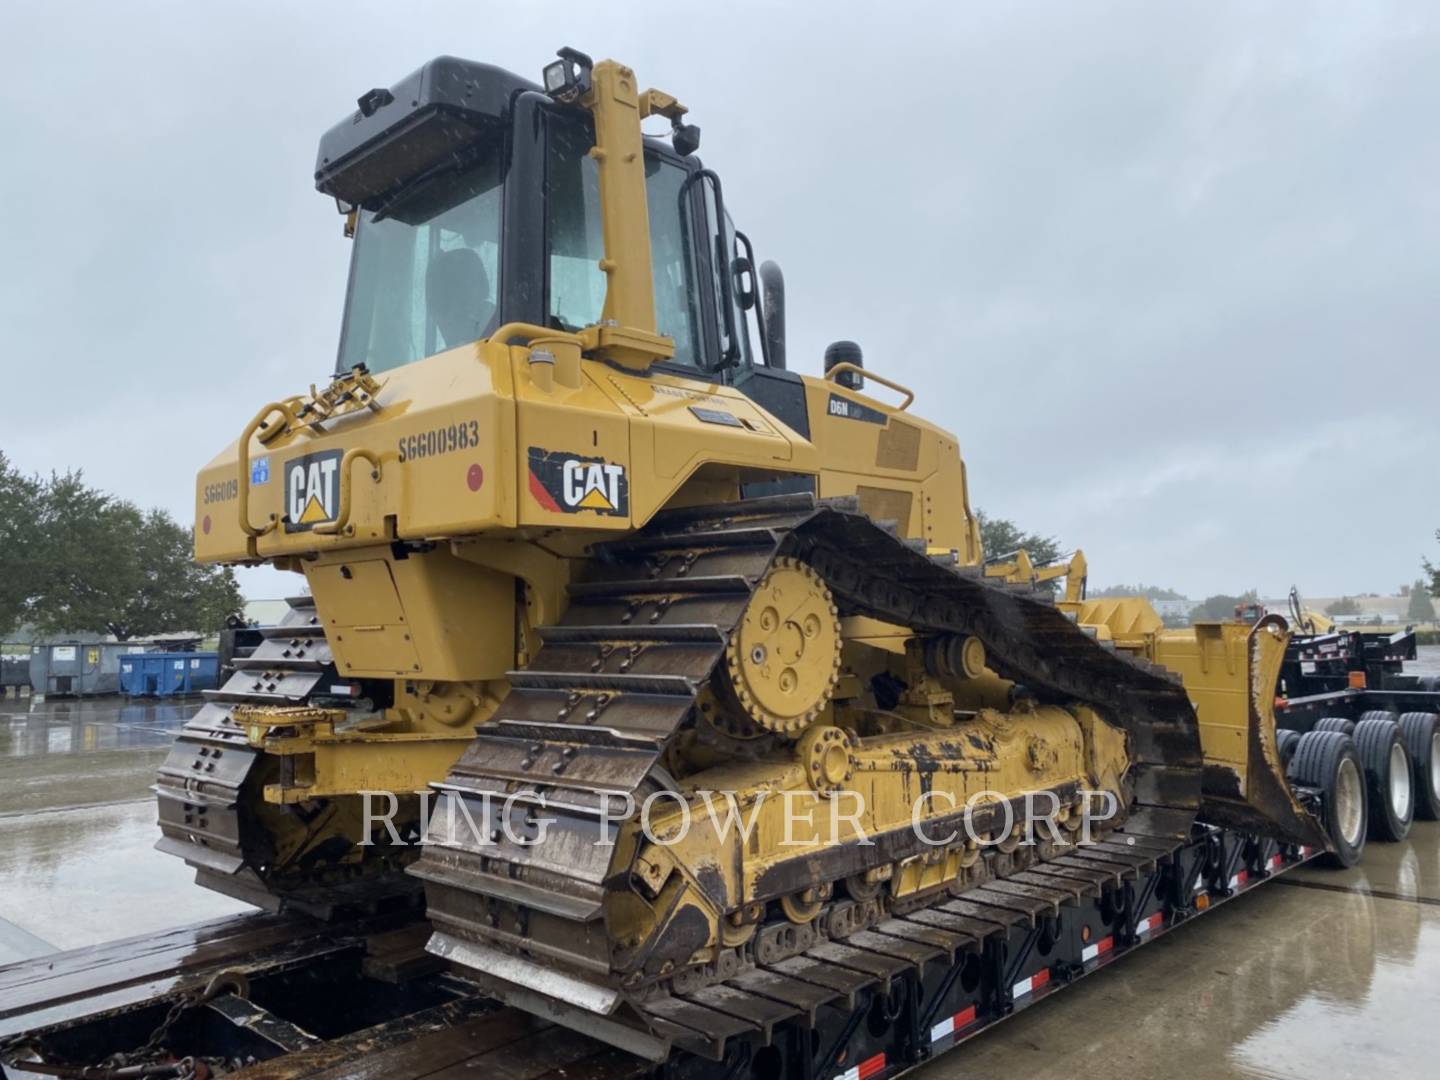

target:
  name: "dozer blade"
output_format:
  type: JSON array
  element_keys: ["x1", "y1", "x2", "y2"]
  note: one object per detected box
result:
[{"x1": 1197, "y1": 614, "x2": 1328, "y2": 849}]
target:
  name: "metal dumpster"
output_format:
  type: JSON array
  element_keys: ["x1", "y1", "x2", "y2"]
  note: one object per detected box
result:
[
  {"x1": 121, "y1": 651, "x2": 220, "y2": 697},
  {"x1": 119, "y1": 653, "x2": 169, "y2": 697},
  {"x1": 1, "y1": 649, "x2": 29, "y2": 691},
  {"x1": 30, "y1": 642, "x2": 144, "y2": 696}
]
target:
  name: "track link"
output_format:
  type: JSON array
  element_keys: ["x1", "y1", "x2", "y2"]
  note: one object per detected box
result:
[
  {"x1": 154, "y1": 597, "x2": 417, "y2": 916},
  {"x1": 411, "y1": 494, "x2": 1204, "y2": 1049}
]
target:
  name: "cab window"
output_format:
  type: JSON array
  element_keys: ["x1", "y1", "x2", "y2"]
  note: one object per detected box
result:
[
  {"x1": 338, "y1": 152, "x2": 502, "y2": 373},
  {"x1": 545, "y1": 118, "x2": 703, "y2": 368}
]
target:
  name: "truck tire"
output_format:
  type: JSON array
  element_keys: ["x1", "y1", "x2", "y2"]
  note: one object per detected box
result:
[
  {"x1": 1359, "y1": 709, "x2": 1397, "y2": 724},
  {"x1": 1314, "y1": 717, "x2": 1354, "y2": 736},
  {"x1": 1276, "y1": 728, "x2": 1301, "y2": 769},
  {"x1": 1397, "y1": 712, "x2": 1440, "y2": 821},
  {"x1": 1287, "y1": 731, "x2": 1366, "y2": 868},
  {"x1": 1353, "y1": 718, "x2": 1413, "y2": 842}
]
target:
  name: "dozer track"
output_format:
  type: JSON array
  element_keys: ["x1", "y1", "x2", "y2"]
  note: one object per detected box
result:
[
  {"x1": 154, "y1": 596, "x2": 418, "y2": 917},
  {"x1": 411, "y1": 494, "x2": 1206, "y2": 1048}
]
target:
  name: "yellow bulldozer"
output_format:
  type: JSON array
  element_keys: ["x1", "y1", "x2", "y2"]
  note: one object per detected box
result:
[{"x1": 158, "y1": 47, "x2": 1350, "y2": 1060}]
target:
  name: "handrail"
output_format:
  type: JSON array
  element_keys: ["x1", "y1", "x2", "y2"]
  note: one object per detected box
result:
[
  {"x1": 237, "y1": 401, "x2": 299, "y2": 538},
  {"x1": 315, "y1": 448, "x2": 382, "y2": 536},
  {"x1": 238, "y1": 326, "x2": 574, "y2": 543},
  {"x1": 823, "y1": 362, "x2": 914, "y2": 411}
]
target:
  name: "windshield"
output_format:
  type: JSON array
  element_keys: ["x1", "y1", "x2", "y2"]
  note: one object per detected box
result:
[{"x1": 337, "y1": 153, "x2": 502, "y2": 373}]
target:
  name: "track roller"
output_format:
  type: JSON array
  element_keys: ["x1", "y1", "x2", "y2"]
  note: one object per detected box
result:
[
  {"x1": 1397, "y1": 712, "x2": 1440, "y2": 821},
  {"x1": 1287, "y1": 731, "x2": 1366, "y2": 868}
]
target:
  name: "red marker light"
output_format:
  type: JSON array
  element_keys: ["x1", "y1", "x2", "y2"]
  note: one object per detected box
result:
[
  {"x1": 466, "y1": 464, "x2": 484, "y2": 492},
  {"x1": 202, "y1": 515, "x2": 211, "y2": 534}
]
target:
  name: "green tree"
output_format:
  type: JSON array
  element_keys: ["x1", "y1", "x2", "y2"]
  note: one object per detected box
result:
[
  {"x1": 28, "y1": 470, "x2": 136, "y2": 637},
  {"x1": 975, "y1": 510, "x2": 1061, "y2": 567},
  {"x1": 25, "y1": 471, "x2": 242, "y2": 640},
  {"x1": 1425, "y1": 530, "x2": 1440, "y2": 599},
  {"x1": 0, "y1": 451, "x2": 43, "y2": 637},
  {"x1": 1092, "y1": 584, "x2": 1185, "y2": 601},
  {"x1": 1407, "y1": 579, "x2": 1436, "y2": 622},
  {"x1": 108, "y1": 508, "x2": 244, "y2": 640},
  {"x1": 1193, "y1": 590, "x2": 1259, "y2": 621},
  {"x1": 1325, "y1": 596, "x2": 1361, "y2": 617}
]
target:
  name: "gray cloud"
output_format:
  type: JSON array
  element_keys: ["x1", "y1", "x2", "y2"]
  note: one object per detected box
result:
[{"x1": 2, "y1": 0, "x2": 1436, "y2": 600}]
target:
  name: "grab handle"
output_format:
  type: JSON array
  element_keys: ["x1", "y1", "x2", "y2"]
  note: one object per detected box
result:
[
  {"x1": 314, "y1": 449, "x2": 382, "y2": 536},
  {"x1": 237, "y1": 401, "x2": 298, "y2": 537},
  {"x1": 824, "y1": 362, "x2": 914, "y2": 411}
]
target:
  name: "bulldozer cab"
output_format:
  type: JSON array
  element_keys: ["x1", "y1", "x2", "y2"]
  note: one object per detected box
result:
[{"x1": 321, "y1": 52, "x2": 759, "y2": 385}]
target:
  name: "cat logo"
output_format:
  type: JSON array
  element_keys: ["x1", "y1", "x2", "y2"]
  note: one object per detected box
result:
[
  {"x1": 527, "y1": 447, "x2": 629, "y2": 517},
  {"x1": 284, "y1": 449, "x2": 343, "y2": 532}
]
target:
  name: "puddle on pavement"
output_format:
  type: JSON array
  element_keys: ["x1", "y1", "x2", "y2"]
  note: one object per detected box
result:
[
  {"x1": 0, "y1": 695, "x2": 203, "y2": 757},
  {"x1": 0, "y1": 800, "x2": 251, "y2": 963}
]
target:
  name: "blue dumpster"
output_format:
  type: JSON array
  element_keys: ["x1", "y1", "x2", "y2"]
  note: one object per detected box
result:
[
  {"x1": 119, "y1": 654, "x2": 168, "y2": 696},
  {"x1": 121, "y1": 652, "x2": 219, "y2": 697}
]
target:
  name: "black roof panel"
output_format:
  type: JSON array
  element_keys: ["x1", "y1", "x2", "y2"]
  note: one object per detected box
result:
[{"x1": 314, "y1": 56, "x2": 538, "y2": 207}]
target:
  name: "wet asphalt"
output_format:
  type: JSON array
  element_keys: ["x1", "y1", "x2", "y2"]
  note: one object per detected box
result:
[
  {"x1": 2, "y1": 655, "x2": 1438, "y2": 1077},
  {"x1": 0, "y1": 694, "x2": 250, "y2": 960}
]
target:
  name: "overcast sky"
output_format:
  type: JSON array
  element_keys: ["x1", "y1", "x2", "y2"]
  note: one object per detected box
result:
[{"x1": 2, "y1": 1, "x2": 1437, "y2": 601}]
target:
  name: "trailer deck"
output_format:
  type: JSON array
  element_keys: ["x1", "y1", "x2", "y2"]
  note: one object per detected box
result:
[{"x1": 0, "y1": 822, "x2": 1319, "y2": 1079}]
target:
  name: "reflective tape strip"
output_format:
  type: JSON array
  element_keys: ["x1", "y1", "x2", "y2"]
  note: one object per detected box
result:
[
  {"x1": 929, "y1": 1004, "x2": 978, "y2": 1043},
  {"x1": 1011, "y1": 967, "x2": 1051, "y2": 999},
  {"x1": 1266, "y1": 854, "x2": 1282, "y2": 873},
  {"x1": 1300, "y1": 845, "x2": 1313, "y2": 858},
  {"x1": 1081, "y1": 935, "x2": 1115, "y2": 962},
  {"x1": 835, "y1": 1052, "x2": 887, "y2": 1080},
  {"x1": 1134, "y1": 911, "x2": 1163, "y2": 937},
  {"x1": 1229, "y1": 869, "x2": 1249, "y2": 890}
]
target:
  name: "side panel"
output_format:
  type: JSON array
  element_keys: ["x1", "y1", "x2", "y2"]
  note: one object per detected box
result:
[
  {"x1": 799, "y1": 375, "x2": 977, "y2": 557},
  {"x1": 512, "y1": 351, "x2": 634, "y2": 530},
  {"x1": 195, "y1": 344, "x2": 517, "y2": 564},
  {"x1": 303, "y1": 546, "x2": 515, "y2": 682},
  {"x1": 585, "y1": 365, "x2": 816, "y2": 526}
]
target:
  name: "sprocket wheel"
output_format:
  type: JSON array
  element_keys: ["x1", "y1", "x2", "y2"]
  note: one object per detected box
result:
[{"x1": 722, "y1": 557, "x2": 841, "y2": 738}]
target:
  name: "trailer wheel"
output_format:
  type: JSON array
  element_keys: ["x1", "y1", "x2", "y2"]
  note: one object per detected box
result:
[
  {"x1": 1397, "y1": 712, "x2": 1440, "y2": 821},
  {"x1": 1314, "y1": 717, "x2": 1355, "y2": 736},
  {"x1": 1287, "y1": 731, "x2": 1366, "y2": 868},
  {"x1": 1353, "y1": 718, "x2": 1413, "y2": 842},
  {"x1": 1276, "y1": 728, "x2": 1301, "y2": 769},
  {"x1": 1359, "y1": 709, "x2": 1397, "y2": 724}
]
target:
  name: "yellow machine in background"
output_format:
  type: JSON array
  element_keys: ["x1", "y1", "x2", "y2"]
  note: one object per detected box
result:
[{"x1": 158, "y1": 47, "x2": 1327, "y2": 1056}]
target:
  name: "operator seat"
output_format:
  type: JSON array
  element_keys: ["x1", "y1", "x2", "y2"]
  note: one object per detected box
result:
[{"x1": 426, "y1": 247, "x2": 494, "y2": 350}]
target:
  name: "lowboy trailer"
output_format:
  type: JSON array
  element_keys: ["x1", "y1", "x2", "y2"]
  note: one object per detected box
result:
[{"x1": 1, "y1": 821, "x2": 1320, "y2": 1080}]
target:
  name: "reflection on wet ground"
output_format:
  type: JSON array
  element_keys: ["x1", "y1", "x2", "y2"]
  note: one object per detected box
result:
[
  {"x1": 0, "y1": 693, "x2": 203, "y2": 756},
  {"x1": 0, "y1": 800, "x2": 250, "y2": 960},
  {"x1": 0, "y1": 694, "x2": 251, "y2": 962}
]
